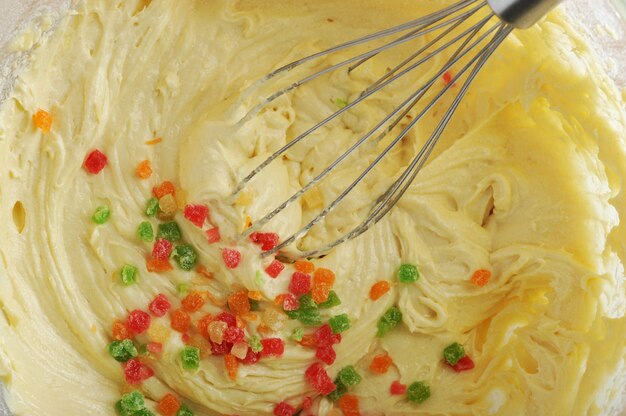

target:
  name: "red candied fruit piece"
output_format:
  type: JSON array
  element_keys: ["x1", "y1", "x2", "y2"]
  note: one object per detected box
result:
[
  {"x1": 184, "y1": 204, "x2": 209, "y2": 228},
  {"x1": 149, "y1": 293, "x2": 171, "y2": 317},
  {"x1": 265, "y1": 259, "x2": 285, "y2": 278},
  {"x1": 223, "y1": 326, "x2": 245, "y2": 344},
  {"x1": 210, "y1": 340, "x2": 233, "y2": 356},
  {"x1": 124, "y1": 358, "x2": 154, "y2": 384},
  {"x1": 83, "y1": 149, "x2": 108, "y2": 174},
  {"x1": 147, "y1": 342, "x2": 163, "y2": 354},
  {"x1": 127, "y1": 309, "x2": 151, "y2": 334},
  {"x1": 239, "y1": 348, "x2": 260, "y2": 365},
  {"x1": 206, "y1": 227, "x2": 221, "y2": 244},
  {"x1": 305, "y1": 362, "x2": 336, "y2": 395},
  {"x1": 170, "y1": 309, "x2": 191, "y2": 333},
  {"x1": 112, "y1": 320, "x2": 131, "y2": 340},
  {"x1": 315, "y1": 344, "x2": 336, "y2": 365},
  {"x1": 260, "y1": 338, "x2": 285, "y2": 357},
  {"x1": 257, "y1": 232, "x2": 279, "y2": 251},
  {"x1": 152, "y1": 181, "x2": 176, "y2": 199},
  {"x1": 157, "y1": 393, "x2": 181, "y2": 416},
  {"x1": 283, "y1": 293, "x2": 300, "y2": 311},
  {"x1": 146, "y1": 258, "x2": 173, "y2": 272},
  {"x1": 152, "y1": 238, "x2": 173, "y2": 260},
  {"x1": 274, "y1": 401, "x2": 296, "y2": 416},
  {"x1": 181, "y1": 333, "x2": 190, "y2": 344},
  {"x1": 181, "y1": 291, "x2": 205, "y2": 313},
  {"x1": 314, "y1": 324, "x2": 342, "y2": 346},
  {"x1": 443, "y1": 71, "x2": 454, "y2": 85},
  {"x1": 289, "y1": 272, "x2": 311, "y2": 296},
  {"x1": 451, "y1": 355, "x2": 475, "y2": 372},
  {"x1": 390, "y1": 380, "x2": 407, "y2": 395},
  {"x1": 301, "y1": 396, "x2": 313, "y2": 410},
  {"x1": 222, "y1": 248, "x2": 241, "y2": 269},
  {"x1": 216, "y1": 312, "x2": 237, "y2": 328}
]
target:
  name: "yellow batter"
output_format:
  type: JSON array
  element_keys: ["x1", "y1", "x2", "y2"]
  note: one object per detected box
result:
[{"x1": 0, "y1": 0, "x2": 625, "y2": 415}]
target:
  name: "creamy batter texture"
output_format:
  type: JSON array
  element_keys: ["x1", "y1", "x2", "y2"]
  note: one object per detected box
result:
[{"x1": 0, "y1": 0, "x2": 625, "y2": 415}]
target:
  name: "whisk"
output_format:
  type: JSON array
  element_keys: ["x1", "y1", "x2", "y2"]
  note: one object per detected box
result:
[{"x1": 232, "y1": 0, "x2": 563, "y2": 259}]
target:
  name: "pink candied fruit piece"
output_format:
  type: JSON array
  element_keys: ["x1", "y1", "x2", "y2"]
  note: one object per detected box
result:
[
  {"x1": 216, "y1": 312, "x2": 237, "y2": 328},
  {"x1": 451, "y1": 355, "x2": 475, "y2": 372},
  {"x1": 314, "y1": 324, "x2": 341, "y2": 347},
  {"x1": 305, "y1": 362, "x2": 336, "y2": 395},
  {"x1": 152, "y1": 238, "x2": 173, "y2": 260},
  {"x1": 210, "y1": 340, "x2": 233, "y2": 356},
  {"x1": 273, "y1": 401, "x2": 296, "y2": 416},
  {"x1": 265, "y1": 259, "x2": 285, "y2": 278},
  {"x1": 183, "y1": 204, "x2": 209, "y2": 228},
  {"x1": 315, "y1": 344, "x2": 336, "y2": 365},
  {"x1": 222, "y1": 248, "x2": 241, "y2": 269},
  {"x1": 127, "y1": 309, "x2": 151, "y2": 334},
  {"x1": 124, "y1": 358, "x2": 154, "y2": 384},
  {"x1": 223, "y1": 326, "x2": 245, "y2": 344},
  {"x1": 83, "y1": 149, "x2": 108, "y2": 174},
  {"x1": 289, "y1": 272, "x2": 311, "y2": 296},
  {"x1": 390, "y1": 380, "x2": 407, "y2": 395},
  {"x1": 206, "y1": 227, "x2": 221, "y2": 244},
  {"x1": 239, "y1": 348, "x2": 260, "y2": 365},
  {"x1": 260, "y1": 338, "x2": 285, "y2": 357},
  {"x1": 302, "y1": 396, "x2": 313, "y2": 410},
  {"x1": 283, "y1": 293, "x2": 300, "y2": 311},
  {"x1": 148, "y1": 293, "x2": 171, "y2": 317}
]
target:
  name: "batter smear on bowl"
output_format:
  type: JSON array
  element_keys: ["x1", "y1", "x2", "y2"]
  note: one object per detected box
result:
[{"x1": 0, "y1": 0, "x2": 625, "y2": 415}]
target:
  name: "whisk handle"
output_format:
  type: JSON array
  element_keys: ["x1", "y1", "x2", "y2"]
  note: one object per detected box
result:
[{"x1": 487, "y1": 0, "x2": 564, "y2": 28}]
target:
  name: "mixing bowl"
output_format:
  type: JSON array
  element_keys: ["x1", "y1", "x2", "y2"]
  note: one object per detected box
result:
[{"x1": 0, "y1": 0, "x2": 624, "y2": 415}]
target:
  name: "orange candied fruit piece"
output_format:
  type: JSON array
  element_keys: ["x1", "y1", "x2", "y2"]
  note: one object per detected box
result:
[
  {"x1": 470, "y1": 269, "x2": 491, "y2": 287},
  {"x1": 370, "y1": 281, "x2": 391, "y2": 301},
  {"x1": 147, "y1": 258, "x2": 174, "y2": 272},
  {"x1": 195, "y1": 313, "x2": 213, "y2": 337},
  {"x1": 338, "y1": 394, "x2": 361, "y2": 416},
  {"x1": 300, "y1": 334, "x2": 317, "y2": 348},
  {"x1": 182, "y1": 291, "x2": 205, "y2": 313},
  {"x1": 135, "y1": 160, "x2": 153, "y2": 179},
  {"x1": 32, "y1": 109, "x2": 52, "y2": 133},
  {"x1": 170, "y1": 309, "x2": 191, "y2": 333},
  {"x1": 196, "y1": 265, "x2": 213, "y2": 279},
  {"x1": 157, "y1": 393, "x2": 181, "y2": 416},
  {"x1": 224, "y1": 353, "x2": 239, "y2": 381},
  {"x1": 227, "y1": 290, "x2": 251, "y2": 315},
  {"x1": 146, "y1": 137, "x2": 163, "y2": 145},
  {"x1": 274, "y1": 294, "x2": 286, "y2": 306},
  {"x1": 248, "y1": 291, "x2": 263, "y2": 301},
  {"x1": 294, "y1": 260, "x2": 315, "y2": 274},
  {"x1": 369, "y1": 353, "x2": 393, "y2": 374},
  {"x1": 153, "y1": 181, "x2": 176, "y2": 199},
  {"x1": 112, "y1": 320, "x2": 131, "y2": 340},
  {"x1": 312, "y1": 268, "x2": 335, "y2": 303}
]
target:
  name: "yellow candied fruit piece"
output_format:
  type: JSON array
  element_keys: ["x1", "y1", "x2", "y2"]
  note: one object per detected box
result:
[
  {"x1": 234, "y1": 190, "x2": 254, "y2": 207},
  {"x1": 159, "y1": 194, "x2": 177, "y2": 215},
  {"x1": 175, "y1": 189, "x2": 188, "y2": 210},
  {"x1": 262, "y1": 307, "x2": 285, "y2": 331},
  {"x1": 33, "y1": 109, "x2": 53, "y2": 133},
  {"x1": 303, "y1": 186, "x2": 323, "y2": 209},
  {"x1": 147, "y1": 323, "x2": 171, "y2": 343}
]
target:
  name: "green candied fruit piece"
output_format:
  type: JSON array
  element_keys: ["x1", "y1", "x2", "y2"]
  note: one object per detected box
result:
[
  {"x1": 119, "y1": 391, "x2": 145, "y2": 413},
  {"x1": 137, "y1": 221, "x2": 154, "y2": 242},
  {"x1": 285, "y1": 308, "x2": 322, "y2": 326},
  {"x1": 337, "y1": 365, "x2": 362, "y2": 387},
  {"x1": 376, "y1": 306, "x2": 403, "y2": 337},
  {"x1": 120, "y1": 264, "x2": 138, "y2": 286},
  {"x1": 298, "y1": 294, "x2": 318, "y2": 311},
  {"x1": 326, "y1": 378, "x2": 347, "y2": 401},
  {"x1": 443, "y1": 342, "x2": 465, "y2": 365},
  {"x1": 406, "y1": 381, "x2": 431, "y2": 404},
  {"x1": 335, "y1": 98, "x2": 348, "y2": 108},
  {"x1": 249, "y1": 299, "x2": 260, "y2": 311},
  {"x1": 158, "y1": 221, "x2": 181, "y2": 242},
  {"x1": 133, "y1": 410, "x2": 155, "y2": 416},
  {"x1": 180, "y1": 346, "x2": 200, "y2": 371},
  {"x1": 114, "y1": 401, "x2": 129, "y2": 416},
  {"x1": 145, "y1": 197, "x2": 159, "y2": 217},
  {"x1": 291, "y1": 328, "x2": 304, "y2": 342},
  {"x1": 328, "y1": 314, "x2": 351, "y2": 334},
  {"x1": 137, "y1": 343, "x2": 149, "y2": 357},
  {"x1": 249, "y1": 335, "x2": 263, "y2": 353},
  {"x1": 173, "y1": 244, "x2": 197, "y2": 271},
  {"x1": 92, "y1": 205, "x2": 111, "y2": 224},
  {"x1": 398, "y1": 264, "x2": 419, "y2": 283},
  {"x1": 177, "y1": 283, "x2": 189, "y2": 296},
  {"x1": 318, "y1": 290, "x2": 341, "y2": 309},
  {"x1": 108, "y1": 339, "x2": 138, "y2": 362},
  {"x1": 176, "y1": 404, "x2": 194, "y2": 416}
]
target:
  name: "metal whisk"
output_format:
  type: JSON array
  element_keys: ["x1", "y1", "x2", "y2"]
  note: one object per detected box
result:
[{"x1": 233, "y1": 0, "x2": 563, "y2": 259}]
